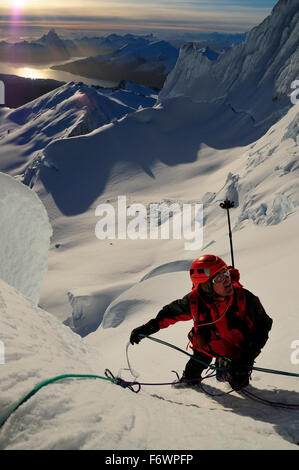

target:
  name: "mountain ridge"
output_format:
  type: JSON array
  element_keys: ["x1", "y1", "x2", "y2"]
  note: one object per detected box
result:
[{"x1": 160, "y1": 0, "x2": 299, "y2": 127}]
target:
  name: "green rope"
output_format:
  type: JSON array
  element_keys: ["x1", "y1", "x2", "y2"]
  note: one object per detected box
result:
[
  {"x1": 0, "y1": 373, "x2": 115, "y2": 430},
  {"x1": 1, "y1": 337, "x2": 298, "y2": 431},
  {"x1": 140, "y1": 334, "x2": 299, "y2": 377}
]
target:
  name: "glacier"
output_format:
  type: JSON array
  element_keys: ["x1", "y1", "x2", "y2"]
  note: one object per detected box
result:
[{"x1": 0, "y1": 0, "x2": 298, "y2": 451}]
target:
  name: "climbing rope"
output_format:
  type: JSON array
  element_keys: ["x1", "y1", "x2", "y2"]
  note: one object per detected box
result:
[
  {"x1": 134, "y1": 335, "x2": 299, "y2": 408},
  {"x1": 139, "y1": 334, "x2": 299, "y2": 377},
  {"x1": 240, "y1": 388, "x2": 299, "y2": 410},
  {"x1": 1, "y1": 335, "x2": 298, "y2": 430},
  {"x1": 0, "y1": 373, "x2": 120, "y2": 429}
]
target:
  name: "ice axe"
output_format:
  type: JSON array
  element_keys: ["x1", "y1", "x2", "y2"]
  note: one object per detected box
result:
[{"x1": 220, "y1": 199, "x2": 235, "y2": 268}]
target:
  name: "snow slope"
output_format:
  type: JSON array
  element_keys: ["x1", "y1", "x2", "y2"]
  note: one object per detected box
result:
[
  {"x1": 0, "y1": 222, "x2": 299, "y2": 450},
  {"x1": 0, "y1": 81, "x2": 157, "y2": 179},
  {"x1": 0, "y1": 0, "x2": 298, "y2": 451},
  {"x1": 31, "y1": 90, "x2": 298, "y2": 327}
]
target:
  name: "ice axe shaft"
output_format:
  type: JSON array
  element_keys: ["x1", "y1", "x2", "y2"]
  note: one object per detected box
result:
[{"x1": 220, "y1": 199, "x2": 235, "y2": 268}]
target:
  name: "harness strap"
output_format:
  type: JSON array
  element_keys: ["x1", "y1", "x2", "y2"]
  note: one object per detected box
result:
[{"x1": 189, "y1": 285, "x2": 252, "y2": 359}]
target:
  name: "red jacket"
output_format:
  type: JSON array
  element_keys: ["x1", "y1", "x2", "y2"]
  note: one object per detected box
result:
[{"x1": 145, "y1": 282, "x2": 272, "y2": 362}]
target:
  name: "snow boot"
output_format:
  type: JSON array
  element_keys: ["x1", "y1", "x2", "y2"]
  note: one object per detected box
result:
[
  {"x1": 228, "y1": 366, "x2": 252, "y2": 390},
  {"x1": 172, "y1": 375, "x2": 202, "y2": 389}
]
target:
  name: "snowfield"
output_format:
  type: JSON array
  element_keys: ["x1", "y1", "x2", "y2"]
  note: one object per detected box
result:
[
  {"x1": 0, "y1": 0, "x2": 298, "y2": 451},
  {"x1": 1, "y1": 249, "x2": 299, "y2": 451}
]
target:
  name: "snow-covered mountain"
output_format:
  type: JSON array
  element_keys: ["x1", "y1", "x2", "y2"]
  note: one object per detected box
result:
[
  {"x1": 31, "y1": 92, "x2": 297, "y2": 328},
  {"x1": 198, "y1": 46, "x2": 220, "y2": 61},
  {"x1": 37, "y1": 29, "x2": 71, "y2": 60},
  {"x1": 97, "y1": 33, "x2": 154, "y2": 51},
  {"x1": 0, "y1": 30, "x2": 158, "y2": 64},
  {"x1": 0, "y1": 80, "x2": 158, "y2": 180},
  {"x1": 52, "y1": 39, "x2": 179, "y2": 89},
  {"x1": 0, "y1": 0, "x2": 298, "y2": 451},
  {"x1": 0, "y1": 30, "x2": 71, "y2": 63},
  {"x1": 66, "y1": 32, "x2": 155, "y2": 58},
  {"x1": 168, "y1": 31, "x2": 247, "y2": 50},
  {"x1": 102, "y1": 40, "x2": 179, "y2": 74},
  {"x1": 0, "y1": 29, "x2": 241, "y2": 65},
  {"x1": 160, "y1": 0, "x2": 299, "y2": 128},
  {"x1": 0, "y1": 0, "x2": 297, "y2": 329}
]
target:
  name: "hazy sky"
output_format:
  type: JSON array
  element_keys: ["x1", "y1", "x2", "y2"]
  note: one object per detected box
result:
[{"x1": 0, "y1": 0, "x2": 278, "y2": 38}]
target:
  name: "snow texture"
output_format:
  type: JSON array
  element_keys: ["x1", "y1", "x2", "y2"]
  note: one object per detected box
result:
[
  {"x1": 0, "y1": 173, "x2": 52, "y2": 304},
  {"x1": 0, "y1": 0, "x2": 298, "y2": 451},
  {"x1": 0, "y1": 81, "x2": 157, "y2": 183},
  {"x1": 1, "y1": 263, "x2": 299, "y2": 449}
]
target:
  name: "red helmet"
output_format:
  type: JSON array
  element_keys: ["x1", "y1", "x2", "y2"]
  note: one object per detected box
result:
[{"x1": 189, "y1": 255, "x2": 227, "y2": 288}]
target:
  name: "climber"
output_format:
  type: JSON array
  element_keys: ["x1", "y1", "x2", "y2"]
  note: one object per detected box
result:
[{"x1": 130, "y1": 255, "x2": 273, "y2": 389}]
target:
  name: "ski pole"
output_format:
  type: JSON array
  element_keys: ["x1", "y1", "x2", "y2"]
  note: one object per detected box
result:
[{"x1": 220, "y1": 199, "x2": 235, "y2": 268}]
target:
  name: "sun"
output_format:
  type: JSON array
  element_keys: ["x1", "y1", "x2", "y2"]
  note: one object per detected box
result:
[
  {"x1": 12, "y1": 0, "x2": 26, "y2": 11},
  {"x1": 10, "y1": 0, "x2": 28, "y2": 18}
]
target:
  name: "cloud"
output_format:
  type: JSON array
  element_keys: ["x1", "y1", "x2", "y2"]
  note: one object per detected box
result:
[{"x1": 0, "y1": 0, "x2": 276, "y2": 34}]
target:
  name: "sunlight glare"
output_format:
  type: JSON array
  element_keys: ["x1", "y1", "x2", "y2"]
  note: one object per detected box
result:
[
  {"x1": 12, "y1": 0, "x2": 25, "y2": 13},
  {"x1": 18, "y1": 67, "x2": 45, "y2": 79}
]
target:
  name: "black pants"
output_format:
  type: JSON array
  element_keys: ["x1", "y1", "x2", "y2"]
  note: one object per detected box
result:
[
  {"x1": 183, "y1": 350, "x2": 213, "y2": 380},
  {"x1": 183, "y1": 350, "x2": 253, "y2": 387}
]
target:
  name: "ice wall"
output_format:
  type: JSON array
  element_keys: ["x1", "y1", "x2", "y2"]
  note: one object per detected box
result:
[{"x1": 0, "y1": 173, "x2": 52, "y2": 304}]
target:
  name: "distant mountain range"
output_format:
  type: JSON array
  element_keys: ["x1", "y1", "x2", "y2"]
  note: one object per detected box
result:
[
  {"x1": 0, "y1": 30, "x2": 160, "y2": 64},
  {"x1": 0, "y1": 28, "x2": 246, "y2": 65},
  {"x1": 52, "y1": 39, "x2": 180, "y2": 89},
  {"x1": 0, "y1": 29, "x2": 71, "y2": 63},
  {"x1": 0, "y1": 29, "x2": 247, "y2": 88},
  {"x1": 167, "y1": 31, "x2": 247, "y2": 49},
  {"x1": 51, "y1": 41, "x2": 224, "y2": 89}
]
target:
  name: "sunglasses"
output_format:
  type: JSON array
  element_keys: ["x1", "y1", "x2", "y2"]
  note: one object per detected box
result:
[{"x1": 212, "y1": 269, "x2": 231, "y2": 284}]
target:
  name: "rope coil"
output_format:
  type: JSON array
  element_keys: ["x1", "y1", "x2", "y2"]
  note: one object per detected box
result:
[{"x1": 1, "y1": 335, "x2": 298, "y2": 430}]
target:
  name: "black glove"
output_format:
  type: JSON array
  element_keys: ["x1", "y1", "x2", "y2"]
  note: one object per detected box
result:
[{"x1": 130, "y1": 319, "x2": 159, "y2": 345}]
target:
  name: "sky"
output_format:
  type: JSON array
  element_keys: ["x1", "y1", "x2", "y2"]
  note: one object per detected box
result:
[{"x1": 0, "y1": 0, "x2": 278, "y2": 40}]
